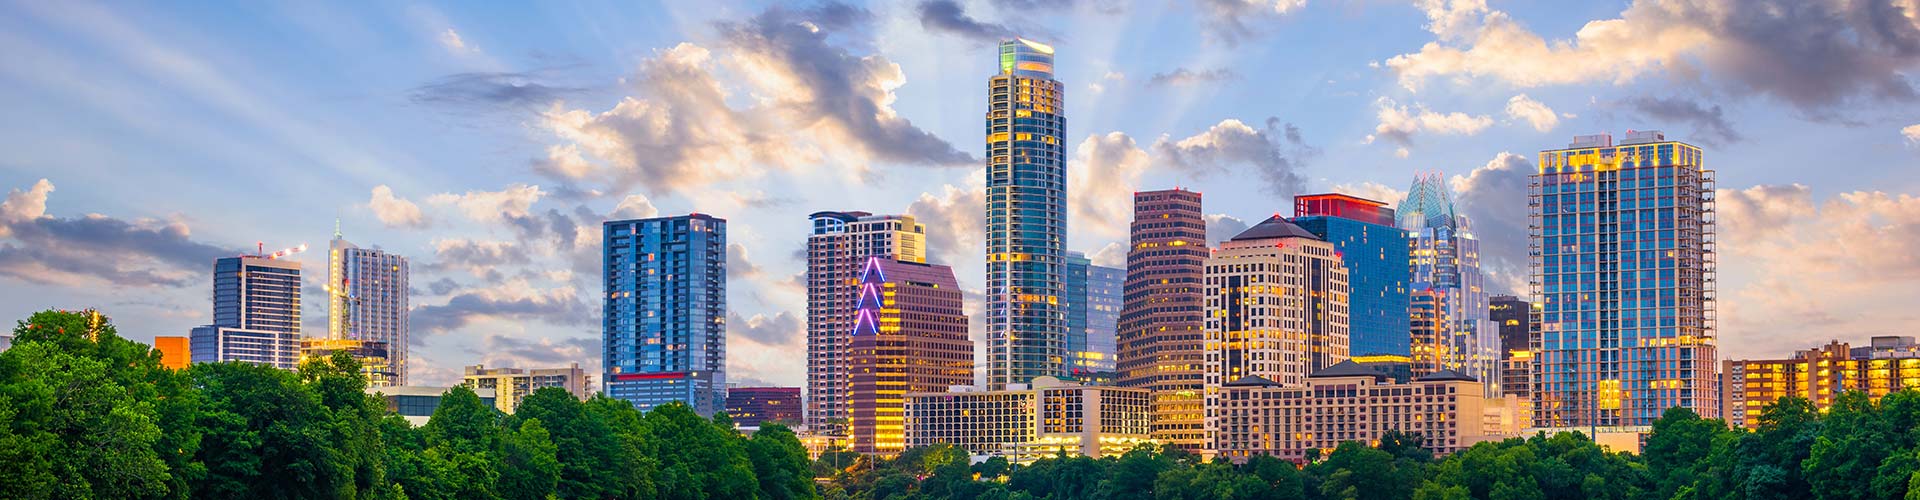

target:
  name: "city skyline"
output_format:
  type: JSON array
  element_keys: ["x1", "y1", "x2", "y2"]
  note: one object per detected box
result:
[{"x1": 2, "y1": 1, "x2": 1917, "y2": 390}]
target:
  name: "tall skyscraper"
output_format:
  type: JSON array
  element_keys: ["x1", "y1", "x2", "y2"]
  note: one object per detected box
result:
[
  {"x1": 848, "y1": 256, "x2": 973, "y2": 454},
  {"x1": 806, "y1": 211, "x2": 927, "y2": 436},
  {"x1": 985, "y1": 38, "x2": 1067, "y2": 390},
  {"x1": 1116, "y1": 188, "x2": 1207, "y2": 450},
  {"x1": 1532, "y1": 131, "x2": 1718, "y2": 428},
  {"x1": 603, "y1": 214, "x2": 727, "y2": 415},
  {"x1": 1202, "y1": 216, "x2": 1351, "y2": 390},
  {"x1": 1065, "y1": 252, "x2": 1090, "y2": 377},
  {"x1": 192, "y1": 251, "x2": 304, "y2": 369},
  {"x1": 1083, "y1": 263, "x2": 1123, "y2": 377},
  {"x1": 326, "y1": 229, "x2": 410, "y2": 386},
  {"x1": 1399, "y1": 173, "x2": 1498, "y2": 396},
  {"x1": 1293, "y1": 193, "x2": 1411, "y2": 357}
]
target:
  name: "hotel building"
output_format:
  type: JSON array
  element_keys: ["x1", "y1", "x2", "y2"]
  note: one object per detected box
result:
[
  {"x1": 603, "y1": 214, "x2": 727, "y2": 415},
  {"x1": 464, "y1": 363, "x2": 593, "y2": 414},
  {"x1": 985, "y1": 38, "x2": 1067, "y2": 390},
  {"x1": 1721, "y1": 337, "x2": 1920, "y2": 429},
  {"x1": 806, "y1": 211, "x2": 928, "y2": 436},
  {"x1": 1292, "y1": 193, "x2": 1410, "y2": 357},
  {"x1": 1531, "y1": 131, "x2": 1718, "y2": 428},
  {"x1": 904, "y1": 377, "x2": 1151, "y2": 463},
  {"x1": 1208, "y1": 360, "x2": 1519, "y2": 463},
  {"x1": 848, "y1": 257, "x2": 973, "y2": 454},
  {"x1": 325, "y1": 231, "x2": 410, "y2": 387},
  {"x1": 1117, "y1": 188, "x2": 1208, "y2": 451},
  {"x1": 1202, "y1": 215, "x2": 1351, "y2": 391}
]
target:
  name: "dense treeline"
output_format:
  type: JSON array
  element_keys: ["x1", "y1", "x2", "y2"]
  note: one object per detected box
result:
[
  {"x1": 0, "y1": 309, "x2": 815, "y2": 500},
  {"x1": 6, "y1": 308, "x2": 1920, "y2": 499}
]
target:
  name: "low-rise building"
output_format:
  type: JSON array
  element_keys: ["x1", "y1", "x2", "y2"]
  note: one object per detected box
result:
[
  {"x1": 153, "y1": 336, "x2": 190, "y2": 369},
  {"x1": 463, "y1": 363, "x2": 593, "y2": 414},
  {"x1": 189, "y1": 326, "x2": 300, "y2": 370},
  {"x1": 1207, "y1": 360, "x2": 1520, "y2": 463},
  {"x1": 371, "y1": 386, "x2": 497, "y2": 426},
  {"x1": 726, "y1": 387, "x2": 802, "y2": 427},
  {"x1": 1721, "y1": 337, "x2": 1920, "y2": 429},
  {"x1": 301, "y1": 338, "x2": 397, "y2": 387},
  {"x1": 905, "y1": 376, "x2": 1153, "y2": 463}
]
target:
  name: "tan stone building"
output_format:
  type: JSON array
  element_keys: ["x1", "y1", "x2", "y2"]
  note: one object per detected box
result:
[
  {"x1": 1207, "y1": 360, "x2": 1520, "y2": 463},
  {"x1": 905, "y1": 376, "x2": 1152, "y2": 463}
]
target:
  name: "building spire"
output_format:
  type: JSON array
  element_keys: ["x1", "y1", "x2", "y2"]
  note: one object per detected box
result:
[{"x1": 333, "y1": 218, "x2": 343, "y2": 240}]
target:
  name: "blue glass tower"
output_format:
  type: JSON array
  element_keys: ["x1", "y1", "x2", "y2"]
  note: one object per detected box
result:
[
  {"x1": 603, "y1": 214, "x2": 727, "y2": 415},
  {"x1": 1399, "y1": 175, "x2": 1498, "y2": 397},
  {"x1": 1292, "y1": 194, "x2": 1410, "y2": 357},
  {"x1": 985, "y1": 38, "x2": 1066, "y2": 389}
]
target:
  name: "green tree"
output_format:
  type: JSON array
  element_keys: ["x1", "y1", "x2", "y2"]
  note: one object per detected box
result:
[
  {"x1": 497, "y1": 418, "x2": 561, "y2": 500},
  {"x1": 420, "y1": 385, "x2": 502, "y2": 500},
  {"x1": 0, "y1": 340, "x2": 171, "y2": 499},
  {"x1": 1645, "y1": 407, "x2": 1729, "y2": 499},
  {"x1": 582, "y1": 394, "x2": 660, "y2": 498},
  {"x1": 1311, "y1": 441, "x2": 1418, "y2": 500},
  {"x1": 301, "y1": 351, "x2": 393, "y2": 498},
  {"x1": 645, "y1": 401, "x2": 760, "y2": 499},
  {"x1": 190, "y1": 360, "x2": 343, "y2": 498},
  {"x1": 515, "y1": 388, "x2": 630, "y2": 499},
  {"x1": 748, "y1": 423, "x2": 819, "y2": 500}
]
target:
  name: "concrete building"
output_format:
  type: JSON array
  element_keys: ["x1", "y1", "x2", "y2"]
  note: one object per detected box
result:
[
  {"x1": 325, "y1": 230, "x2": 410, "y2": 387},
  {"x1": 1202, "y1": 215, "x2": 1350, "y2": 391},
  {"x1": 153, "y1": 336, "x2": 190, "y2": 369},
  {"x1": 1400, "y1": 173, "x2": 1498, "y2": 396},
  {"x1": 371, "y1": 386, "x2": 497, "y2": 426},
  {"x1": 1293, "y1": 193, "x2": 1410, "y2": 358},
  {"x1": 904, "y1": 377, "x2": 1152, "y2": 463},
  {"x1": 1532, "y1": 131, "x2": 1719, "y2": 428},
  {"x1": 464, "y1": 363, "x2": 593, "y2": 414},
  {"x1": 848, "y1": 257, "x2": 973, "y2": 454},
  {"x1": 1721, "y1": 337, "x2": 1920, "y2": 429},
  {"x1": 806, "y1": 211, "x2": 927, "y2": 437},
  {"x1": 1117, "y1": 188, "x2": 1208, "y2": 451},
  {"x1": 726, "y1": 387, "x2": 802, "y2": 428},
  {"x1": 301, "y1": 338, "x2": 396, "y2": 386},
  {"x1": 1208, "y1": 360, "x2": 1521, "y2": 463},
  {"x1": 603, "y1": 214, "x2": 727, "y2": 415},
  {"x1": 985, "y1": 38, "x2": 1068, "y2": 390}
]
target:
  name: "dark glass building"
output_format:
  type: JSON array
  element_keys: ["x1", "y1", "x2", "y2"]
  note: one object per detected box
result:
[
  {"x1": 725, "y1": 387, "x2": 802, "y2": 428},
  {"x1": 1293, "y1": 193, "x2": 1410, "y2": 357}
]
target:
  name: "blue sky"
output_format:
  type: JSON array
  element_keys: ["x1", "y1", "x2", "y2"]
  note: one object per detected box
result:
[{"x1": 2, "y1": 0, "x2": 1917, "y2": 387}]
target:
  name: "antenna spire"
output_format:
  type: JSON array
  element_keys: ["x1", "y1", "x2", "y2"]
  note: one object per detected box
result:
[{"x1": 333, "y1": 218, "x2": 343, "y2": 240}]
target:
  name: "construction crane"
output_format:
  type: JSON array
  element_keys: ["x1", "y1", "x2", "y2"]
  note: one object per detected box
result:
[{"x1": 245, "y1": 241, "x2": 309, "y2": 260}]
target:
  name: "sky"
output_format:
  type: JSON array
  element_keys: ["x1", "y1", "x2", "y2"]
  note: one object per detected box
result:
[{"x1": 1, "y1": 0, "x2": 1917, "y2": 388}]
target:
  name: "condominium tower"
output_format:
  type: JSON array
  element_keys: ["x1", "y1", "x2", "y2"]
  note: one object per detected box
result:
[
  {"x1": 984, "y1": 38, "x2": 1067, "y2": 389},
  {"x1": 1202, "y1": 216, "x2": 1350, "y2": 392},
  {"x1": 1116, "y1": 188, "x2": 1207, "y2": 450},
  {"x1": 806, "y1": 211, "x2": 927, "y2": 436},
  {"x1": 326, "y1": 230, "x2": 410, "y2": 386},
  {"x1": 847, "y1": 256, "x2": 972, "y2": 454},
  {"x1": 191, "y1": 252, "x2": 304, "y2": 369},
  {"x1": 1399, "y1": 173, "x2": 1498, "y2": 396},
  {"x1": 603, "y1": 214, "x2": 727, "y2": 415},
  {"x1": 1531, "y1": 131, "x2": 1718, "y2": 428}
]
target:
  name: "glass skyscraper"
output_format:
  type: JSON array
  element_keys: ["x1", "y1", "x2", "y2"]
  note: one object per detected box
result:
[
  {"x1": 326, "y1": 229, "x2": 409, "y2": 386},
  {"x1": 1532, "y1": 131, "x2": 1717, "y2": 428},
  {"x1": 191, "y1": 253, "x2": 303, "y2": 369},
  {"x1": 1399, "y1": 173, "x2": 1498, "y2": 397},
  {"x1": 1293, "y1": 193, "x2": 1410, "y2": 357},
  {"x1": 603, "y1": 214, "x2": 727, "y2": 416},
  {"x1": 985, "y1": 38, "x2": 1066, "y2": 390},
  {"x1": 1063, "y1": 252, "x2": 1121, "y2": 378}
]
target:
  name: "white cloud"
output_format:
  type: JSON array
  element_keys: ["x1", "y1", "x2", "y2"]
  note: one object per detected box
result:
[
  {"x1": 1504, "y1": 94, "x2": 1560, "y2": 132},
  {"x1": 1904, "y1": 124, "x2": 1920, "y2": 144},
  {"x1": 428, "y1": 184, "x2": 545, "y2": 224},
  {"x1": 1068, "y1": 132, "x2": 1152, "y2": 241},
  {"x1": 610, "y1": 194, "x2": 659, "y2": 220},
  {"x1": 1329, "y1": 181, "x2": 1406, "y2": 207},
  {"x1": 0, "y1": 179, "x2": 53, "y2": 237},
  {"x1": 1199, "y1": 0, "x2": 1309, "y2": 44},
  {"x1": 367, "y1": 185, "x2": 427, "y2": 228},
  {"x1": 437, "y1": 28, "x2": 475, "y2": 53},
  {"x1": 1153, "y1": 118, "x2": 1310, "y2": 196},
  {"x1": 908, "y1": 179, "x2": 986, "y2": 267},
  {"x1": 1366, "y1": 97, "x2": 1493, "y2": 148}
]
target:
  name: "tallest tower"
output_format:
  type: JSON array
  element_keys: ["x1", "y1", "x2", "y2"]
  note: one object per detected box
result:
[{"x1": 985, "y1": 38, "x2": 1066, "y2": 390}]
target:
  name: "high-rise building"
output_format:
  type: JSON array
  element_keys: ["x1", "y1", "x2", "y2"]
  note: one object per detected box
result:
[
  {"x1": 153, "y1": 336, "x2": 190, "y2": 369},
  {"x1": 1116, "y1": 188, "x2": 1207, "y2": 450},
  {"x1": 806, "y1": 211, "x2": 928, "y2": 437},
  {"x1": 1081, "y1": 262, "x2": 1123, "y2": 377},
  {"x1": 904, "y1": 376, "x2": 1151, "y2": 463},
  {"x1": 325, "y1": 230, "x2": 410, "y2": 386},
  {"x1": 726, "y1": 387, "x2": 803, "y2": 428},
  {"x1": 1293, "y1": 193, "x2": 1410, "y2": 357},
  {"x1": 1532, "y1": 131, "x2": 1718, "y2": 428},
  {"x1": 985, "y1": 38, "x2": 1067, "y2": 391},
  {"x1": 848, "y1": 257, "x2": 973, "y2": 454},
  {"x1": 1066, "y1": 252, "x2": 1090, "y2": 377},
  {"x1": 1399, "y1": 173, "x2": 1498, "y2": 396},
  {"x1": 1490, "y1": 296, "x2": 1532, "y2": 358},
  {"x1": 1202, "y1": 216, "x2": 1350, "y2": 392},
  {"x1": 603, "y1": 214, "x2": 728, "y2": 415},
  {"x1": 300, "y1": 338, "x2": 396, "y2": 386},
  {"x1": 192, "y1": 252, "x2": 303, "y2": 369},
  {"x1": 1721, "y1": 337, "x2": 1920, "y2": 429},
  {"x1": 464, "y1": 363, "x2": 593, "y2": 414}
]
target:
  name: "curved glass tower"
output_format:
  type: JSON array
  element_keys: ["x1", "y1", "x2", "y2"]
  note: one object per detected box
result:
[{"x1": 985, "y1": 38, "x2": 1066, "y2": 390}]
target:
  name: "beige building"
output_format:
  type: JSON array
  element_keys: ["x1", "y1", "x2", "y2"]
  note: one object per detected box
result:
[
  {"x1": 1207, "y1": 360, "x2": 1520, "y2": 463},
  {"x1": 1721, "y1": 337, "x2": 1920, "y2": 429},
  {"x1": 807, "y1": 211, "x2": 927, "y2": 438},
  {"x1": 905, "y1": 377, "x2": 1153, "y2": 463},
  {"x1": 463, "y1": 363, "x2": 593, "y2": 413},
  {"x1": 1203, "y1": 215, "x2": 1350, "y2": 395}
]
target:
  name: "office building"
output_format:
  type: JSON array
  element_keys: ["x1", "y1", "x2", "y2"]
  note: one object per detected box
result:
[
  {"x1": 1116, "y1": 188, "x2": 1208, "y2": 450},
  {"x1": 300, "y1": 338, "x2": 397, "y2": 386},
  {"x1": 807, "y1": 211, "x2": 927, "y2": 436},
  {"x1": 325, "y1": 230, "x2": 410, "y2": 387},
  {"x1": 1490, "y1": 295, "x2": 1533, "y2": 414},
  {"x1": 1399, "y1": 174, "x2": 1498, "y2": 396},
  {"x1": 371, "y1": 386, "x2": 497, "y2": 426},
  {"x1": 464, "y1": 363, "x2": 593, "y2": 414},
  {"x1": 1532, "y1": 131, "x2": 1718, "y2": 428},
  {"x1": 1066, "y1": 252, "x2": 1090, "y2": 378},
  {"x1": 1721, "y1": 337, "x2": 1920, "y2": 429},
  {"x1": 190, "y1": 325, "x2": 300, "y2": 369},
  {"x1": 985, "y1": 38, "x2": 1067, "y2": 390},
  {"x1": 1293, "y1": 193, "x2": 1410, "y2": 357},
  {"x1": 603, "y1": 214, "x2": 727, "y2": 415},
  {"x1": 1065, "y1": 253, "x2": 1122, "y2": 379},
  {"x1": 191, "y1": 251, "x2": 303, "y2": 369},
  {"x1": 1208, "y1": 361, "x2": 1520, "y2": 463},
  {"x1": 904, "y1": 377, "x2": 1151, "y2": 463},
  {"x1": 1203, "y1": 215, "x2": 1351, "y2": 392},
  {"x1": 726, "y1": 387, "x2": 803, "y2": 428},
  {"x1": 848, "y1": 257, "x2": 973, "y2": 454},
  {"x1": 153, "y1": 336, "x2": 190, "y2": 369}
]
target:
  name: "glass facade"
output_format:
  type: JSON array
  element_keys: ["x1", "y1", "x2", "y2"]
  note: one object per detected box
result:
[
  {"x1": 603, "y1": 214, "x2": 728, "y2": 416},
  {"x1": 985, "y1": 38, "x2": 1067, "y2": 390},
  {"x1": 1293, "y1": 215, "x2": 1409, "y2": 357},
  {"x1": 327, "y1": 234, "x2": 410, "y2": 386},
  {"x1": 805, "y1": 211, "x2": 927, "y2": 436},
  {"x1": 1399, "y1": 174, "x2": 1498, "y2": 397},
  {"x1": 1531, "y1": 131, "x2": 1718, "y2": 428}
]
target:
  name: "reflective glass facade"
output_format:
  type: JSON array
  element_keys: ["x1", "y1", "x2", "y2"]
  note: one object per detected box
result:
[
  {"x1": 1293, "y1": 215, "x2": 1409, "y2": 357},
  {"x1": 1399, "y1": 174, "x2": 1498, "y2": 397},
  {"x1": 603, "y1": 214, "x2": 727, "y2": 415},
  {"x1": 985, "y1": 38, "x2": 1067, "y2": 389}
]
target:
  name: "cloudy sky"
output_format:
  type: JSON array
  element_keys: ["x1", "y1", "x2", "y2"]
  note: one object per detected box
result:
[{"x1": 1, "y1": 0, "x2": 1917, "y2": 387}]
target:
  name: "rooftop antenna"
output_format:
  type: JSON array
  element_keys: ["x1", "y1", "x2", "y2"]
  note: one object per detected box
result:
[{"x1": 333, "y1": 218, "x2": 343, "y2": 240}]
